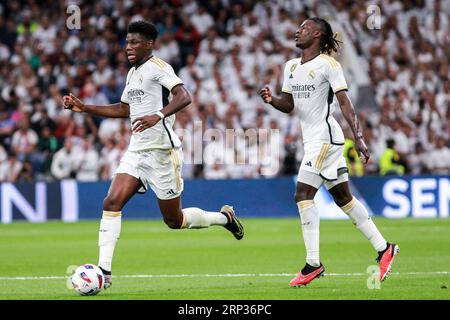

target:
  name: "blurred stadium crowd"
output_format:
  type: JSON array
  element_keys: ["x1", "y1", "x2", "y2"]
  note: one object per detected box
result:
[{"x1": 0, "y1": 0, "x2": 448, "y2": 183}]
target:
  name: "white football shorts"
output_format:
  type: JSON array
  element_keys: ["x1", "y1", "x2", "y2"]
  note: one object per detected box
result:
[
  {"x1": 114, "y1": 147, "x2": 184, "y2": 200},
  {"x1": 297, "y1": 142, "x2": 348, "y2": 189}
]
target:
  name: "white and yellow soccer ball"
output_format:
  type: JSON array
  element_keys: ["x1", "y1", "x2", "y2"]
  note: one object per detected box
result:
[{"x1": 71, "y1": 264, "x2": 104, "y2": 296}]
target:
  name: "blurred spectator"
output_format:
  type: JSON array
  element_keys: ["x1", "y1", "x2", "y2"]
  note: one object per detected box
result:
[
  {"x1": 16, "y1": 10, "x2": 38, "y2": 37},
  {"x1": 37, "y1": 126, "x2": 59, "y2": 176},
  {"x1": 99, "y1": 137, "x2": 126, "y2": 180},
  {"x1": 18, "y1": 64, "x2": 38, "y2": 92},
  {"x1": 101, "y1": 77, "x2": 123, "y2": 104},
  {"x1": 157, "y1": 15, "x2": 178, "y2": 37},
  {"x1": 33, "y1": 16, "x2": 57, "y2": 54},
  {"x1": 0, "y1": 152, "x2": 22, "y2": 182},
  {"x1": 379, "y1": 139, "x2": 405, "y2": 176},
  {"x1": 409, "y1": 142, "x2": 429, "y2": 175},
  {"x1": 92, "y1": 57, "x2": 113, "y2": 87},
  {"x1": 17, "y1": 160, "x2": 34, "y2": 183},
  {"x1": 343, "y1": 138, "x2": 364, "y2": 176},
  {"x1": 429, "y1": 137, "x2": 450, "y2": 174},
  {"x1": 191, "y1": 5, "x2": 214, "y2": 37},
  {"x1": 11, "y1": 118, "x2": 38, "y2": 162},
  {"x1": 50, "y1": 137, "x2": 78, "y2": 180},
  {"x1": 30, "y1": 100, "x2": 56, "y2": 135},
  {"x1": 0, "y1": 18, "x2": 18, "y2": 51},
  {"x1": 0, "y1": 103, "x2": 15, "y2": 144},
  {"x1": 153, "y1": 31, "x2": 180, "y2": 69},
  {"x1": 175, "y1": 15, "x2": 201, "y2": 65},
  {"x1": 0, "y1": 144, "x2": 7, "y2": 163},
  {"x1": 204, "y1": 162, "x2": 228, "y2": 180},
  {"x1": 73, "y1": 137, "x2": 100, "y2": 181}
]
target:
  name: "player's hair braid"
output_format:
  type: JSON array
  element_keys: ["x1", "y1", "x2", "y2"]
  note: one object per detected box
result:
[{"x1": 309, "y1": 17, "x2": 342, "y2": 55}]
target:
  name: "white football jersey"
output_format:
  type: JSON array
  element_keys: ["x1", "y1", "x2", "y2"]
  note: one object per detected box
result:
[
  {"x1": 282, "y1": 54, "x2": 348, "y2": 147},
  {"x1": 121, "y1": 56, "x2": 183, "y2": 151}
]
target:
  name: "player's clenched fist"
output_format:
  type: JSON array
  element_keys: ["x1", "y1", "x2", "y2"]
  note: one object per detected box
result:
[
  {"x1": 355, "y1": 138, "x2": 370, "y2": 164},
  {"x1": 259, "y1": 86, "x2": 272, "y2": 103},
  {"x1": 62, "y1": 93, "x2": 85, "y2": 113}
]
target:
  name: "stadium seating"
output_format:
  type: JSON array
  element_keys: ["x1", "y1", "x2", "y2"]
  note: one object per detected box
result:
[{"x1": 0, "y1": 0, "x2": 448, "y2": 183}]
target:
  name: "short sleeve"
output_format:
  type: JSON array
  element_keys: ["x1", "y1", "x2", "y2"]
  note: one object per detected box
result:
[
  {"x1": 281, "y1": 62, "x2": 292, "y2": 94},
  {"x1": 120, "y1": 69, "x2": 132, "y2": 104},
  {"x1": 326, "y1": 60, "x2": 348, "y2": 93},
  {"x1": 151, "y1": 58, "x2": 183, "y2": 91},
  {"x1": 120, "y1": 88, "x2": 130, "y2": 104}
]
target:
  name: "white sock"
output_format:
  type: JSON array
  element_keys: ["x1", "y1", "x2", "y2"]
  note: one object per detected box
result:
[
  {"x1": 341, "y1": 197, "x2": 387, "y2": 252},
  {"x1": 297, "y1": 200, "x2": 320, "y2": 267},
  {"x1": 98, "y1": 211, "x2": 122, "y2": 272},
  {"x1": 181, "y1": 207, "x2": 228, "y2": 229}
]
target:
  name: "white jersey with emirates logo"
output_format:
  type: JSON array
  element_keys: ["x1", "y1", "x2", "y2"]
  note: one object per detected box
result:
[
  {"x1": 120, "y1": 56, "x2": 183, "y2": 151},
  {"x1": 282, "y1": 54, "x2": 348, "y2": 147}
]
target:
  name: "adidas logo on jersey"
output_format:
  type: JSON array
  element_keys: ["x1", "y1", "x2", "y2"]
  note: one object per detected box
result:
[{"x1": 305, "y1": 161, "x2": 312, "y2": 167}]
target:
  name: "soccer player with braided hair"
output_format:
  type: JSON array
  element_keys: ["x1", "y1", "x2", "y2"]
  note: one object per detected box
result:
[
  {"x1": 307, "y1": 17, "x2": 342, "y2": 55},
  {"x1": 260, "y1": 18, "x2": 399, "y2": 286}
]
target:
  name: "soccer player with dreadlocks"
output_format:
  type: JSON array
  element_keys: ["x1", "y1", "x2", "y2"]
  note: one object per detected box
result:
[{"x1": 260, "y1": 18, "x2": 399, "y2": 286}]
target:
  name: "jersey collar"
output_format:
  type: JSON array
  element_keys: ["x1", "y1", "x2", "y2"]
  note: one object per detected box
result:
[
  {"x1": 134, "y1": 55, "x2": 153, "y2": 70},
  {"x1": 300, "y1": 52, "x2": 320, "y2": 65}
]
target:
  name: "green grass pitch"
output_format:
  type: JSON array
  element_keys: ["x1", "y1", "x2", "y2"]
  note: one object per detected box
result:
[{"x1": 0, "y1": 218, "x2": 449, "y2": 300}]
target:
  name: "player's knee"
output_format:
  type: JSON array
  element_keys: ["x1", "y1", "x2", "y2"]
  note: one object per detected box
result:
[
  {"x1": 294, "y1": 190, "x2": 314, "y2": 203},
  {"x1": 163, "y1": 217, "x2": 183, "y2": 229},
  {"x1": 103, "y1": 196, "x2": 123, "y2": 212},
  {"x1": 334, "y1": 194, "x2": 354, "y2": 208}
]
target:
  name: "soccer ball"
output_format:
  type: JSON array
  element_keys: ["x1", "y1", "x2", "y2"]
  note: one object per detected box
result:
[{"x1": 71, "y1": 264, "x2": 104, "y2": 296}]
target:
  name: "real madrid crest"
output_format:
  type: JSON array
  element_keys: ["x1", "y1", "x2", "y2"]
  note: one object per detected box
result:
[
  {"x1": 308, "y1": 70, "x2": 315, "y2": 79},
  {"x1": 290, "y1": 63, "x2": 298, "y2": 73}
]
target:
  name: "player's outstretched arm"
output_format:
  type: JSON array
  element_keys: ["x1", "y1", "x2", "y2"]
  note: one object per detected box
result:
[
  {"x1": 63, "y1": 93, "x2": 130, "y2": 118},
  {"x1": 259, "y1": 86, "x2": 294, "y2": 113},
  {"x1": 335, "y1": 90, "x2": 370, "y2": 164},
  {"x1": 131, "y1": 84, "x2": 191, "y2": 133}
]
